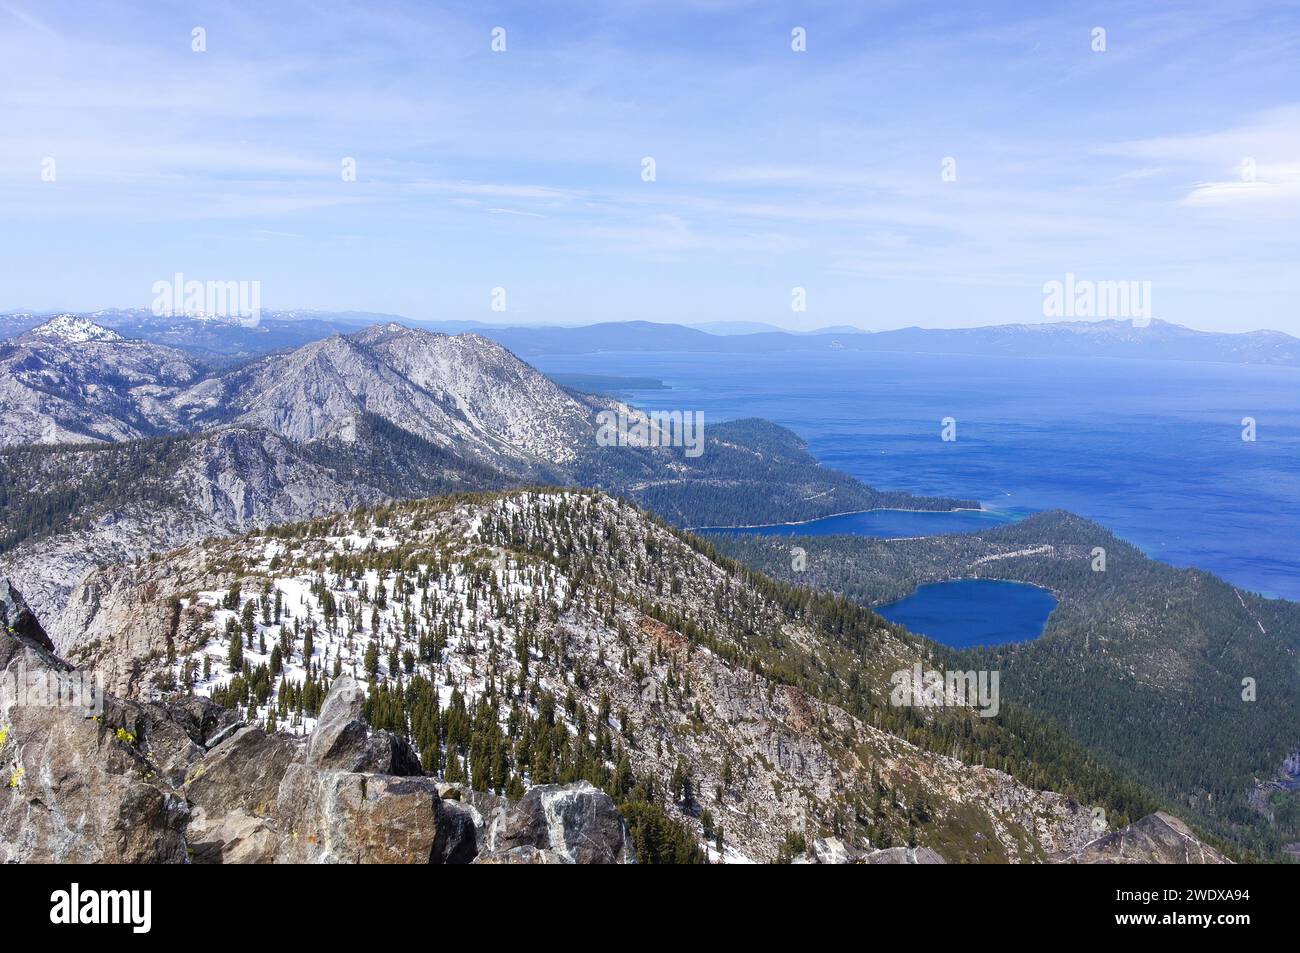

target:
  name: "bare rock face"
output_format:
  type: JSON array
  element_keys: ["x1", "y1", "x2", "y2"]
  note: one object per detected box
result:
[
  {"x1": 304, "y1": 674, "x2": 369, "y2": 768},
  {"x1": 1, "y1": 582, "x2": 188, "y2": 863},
  {"x1": 0, "y1": 577, "x2": 70, "y2": 684},
  {"x1": 358, "y1": 732, "x2": 424, "y2": 776},
  {"x1": 273, "y1": 766, "x2": 444, "y2": 863},
  {"x1": 479, "y1": 781, "x2": 637, "y2": 864},
  {"x1": 184, "y1": 725, "x2": 302, "y2": 864},
  {"x1": 109, "y1": 696, "x2": 238, "y2": 786},
  {"x1": 1, "y1": 589, "x2": 193, "y2": 862},
  {"x1": 430, "y1": 788, "x2": 494, "y2": 864},
  {"x1": 52, "y1": 560, "x2": 200, "y2": 698},
  {"x1": 0, "y1": 700, "x2": 192, "y2": 863},
  {"x1": 1053, "y1": 811, "x2": 1232, "y2": 864},
  {"x1": 0, "y1": 578, "x2": 57, "y2": 656}
]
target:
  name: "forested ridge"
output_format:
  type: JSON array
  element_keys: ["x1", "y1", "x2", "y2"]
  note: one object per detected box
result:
[
  {"x1": 139, "y1": 490, "x2": 1162, "y2": 860},
  {"x1": 710, "y1": 512, "x2": 1300, "y2": 860}
]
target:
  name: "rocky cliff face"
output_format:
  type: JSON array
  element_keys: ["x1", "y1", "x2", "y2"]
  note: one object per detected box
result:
[{"x1": 0, "y1": 425, "x2": 393, "y2": 642}]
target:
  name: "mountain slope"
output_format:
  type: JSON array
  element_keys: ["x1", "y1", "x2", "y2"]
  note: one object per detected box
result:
[
  {"x1": 0, "y1": 580, "x2": 643, "y2": 865},
  {"x1": 1054, "y1": 812, "x2": 1231, "y2": 864},
  {"x1": 180, "y1": 332, "x2": 566, "y2": 469},
  {"x1": 353, "y1": 324, "x2": 592, "y2": 465},
  {"x1": 0, "y1": 316, "x2": 204, "y2": 446},
  {"x1": 48, "y1": 489, "x2": 1170, "y2": 862}
]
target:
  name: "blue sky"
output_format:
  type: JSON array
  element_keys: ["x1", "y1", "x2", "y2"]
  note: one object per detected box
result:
[{"x1": 1, "y1": 0, "x2": 1297, "y2": 332}]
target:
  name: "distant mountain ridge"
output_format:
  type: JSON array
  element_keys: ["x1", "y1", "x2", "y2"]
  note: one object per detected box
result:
[
  {"x1": 479, "y1": 318, "x2": 1300, "y2": 366},
  {"x1": 4, "y1": 311, "x2": 1294, "y2": 366},
  {"x1": 0, "y1": 318, "x2": 205, "y2": 444},
  {"x1": 0, "y1": 309, "x2": 413, "y2": 365}
]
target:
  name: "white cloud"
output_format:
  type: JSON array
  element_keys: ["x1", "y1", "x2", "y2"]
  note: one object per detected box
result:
[
  {"x1": 1182, "y1": 174, "x2": 1300, "y2": 207},
  {"x1": 1104, "y1": 105, "x2": 1300, "y2": 212}
]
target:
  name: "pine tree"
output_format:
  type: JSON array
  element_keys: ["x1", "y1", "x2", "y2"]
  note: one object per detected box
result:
[{"x1": 227, "y1": 627, "x2": 243, "y2": 671}]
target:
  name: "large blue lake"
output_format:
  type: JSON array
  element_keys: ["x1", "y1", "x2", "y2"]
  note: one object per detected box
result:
[
  {"x1": 877, "y1": 579, "x2": 1059, "y2": 648},
  {"x1": 533, "y1": 349, "x2": 1300, "y2": 600}
]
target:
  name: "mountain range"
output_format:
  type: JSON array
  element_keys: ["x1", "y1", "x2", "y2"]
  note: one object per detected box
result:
[
  {"x1": 481, "y1": 318, "x2": 1300, "y2": 366},
  {"x1": 4, "y1": 310, "x2": 1296, "y2": 367}
]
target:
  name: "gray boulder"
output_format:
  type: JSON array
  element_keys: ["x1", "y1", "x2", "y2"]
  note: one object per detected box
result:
[
  {"x1": 184, "y1": 725, "x2": 303, "y2": 863},
  {"x1": 356, "y1": 729, "x2": 424, "y2": 776},
  {"x1": 303, "y1": 674, "x2": 369, "y2": 769},
  {"x1": 481, "y1": 781, "x2": 636, "y2": 864},
  {"x1": 431, "y1": 784, "x2": 520, "y2": 864},
  {"x1": 273, "y1": 765, "x2": 443, "y2": 863},
  {"x1": 301, "y1": 675, "x2": 423, "y2": 775}
]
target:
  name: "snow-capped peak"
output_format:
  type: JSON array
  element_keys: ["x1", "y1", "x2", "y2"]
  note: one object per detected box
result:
[{"x1": 27, "y1": 314, "x2": 124, "y2": 344}]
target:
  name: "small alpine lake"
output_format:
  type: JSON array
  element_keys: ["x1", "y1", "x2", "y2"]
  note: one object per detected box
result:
[{"x1": 875, "y1": 578, "x2": 1058, "y2": 648}]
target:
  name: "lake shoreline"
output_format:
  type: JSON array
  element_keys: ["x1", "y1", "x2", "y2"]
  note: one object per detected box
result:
[{"x1": 689, "y1": 504, "x2": 990, "y2": 532}]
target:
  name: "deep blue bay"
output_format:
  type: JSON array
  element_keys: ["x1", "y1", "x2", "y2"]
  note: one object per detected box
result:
[
  {"x1": 875, "y1": 579, "x2": 1059, "y2": 648},
  {"x1": 533, "y1": 349, "x2": 1300, "y2": 601},
  {"x1": 696, "y1": 506, "x2": 1023, "y2": 538}
]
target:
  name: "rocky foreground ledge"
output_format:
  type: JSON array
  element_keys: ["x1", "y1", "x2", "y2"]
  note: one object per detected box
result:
[
  {"x1": 2, "y1": 576, "x2": 950, "y2": 865},
  {"x1": 1, "y1": 581, "x2": 633, "y2": 864}
]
